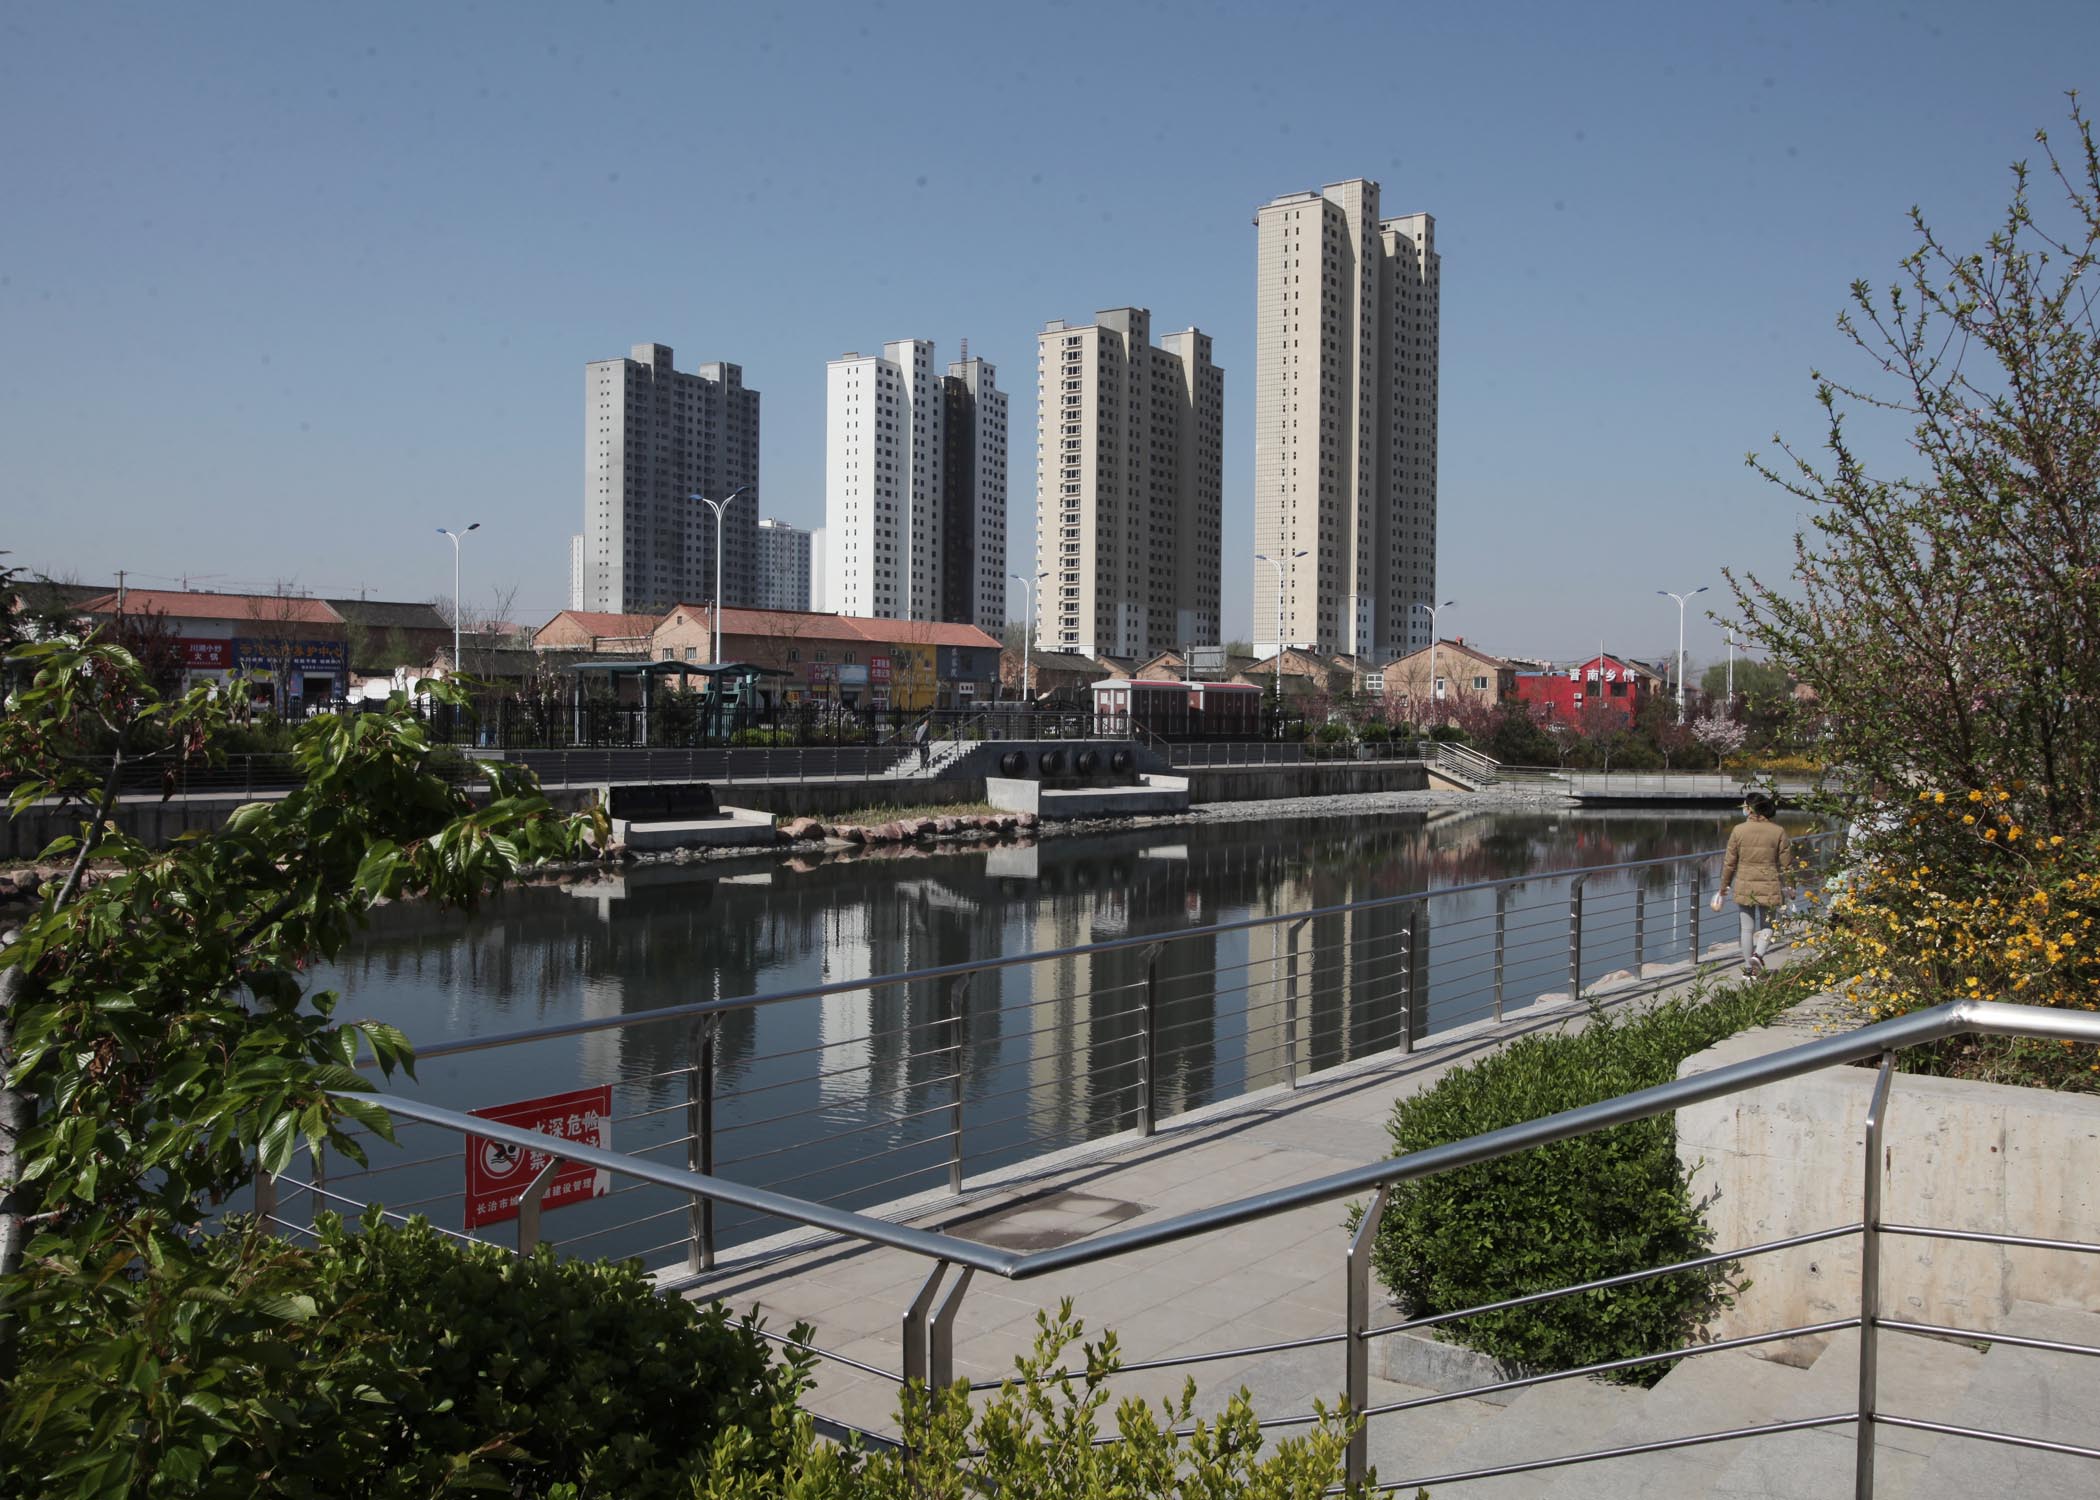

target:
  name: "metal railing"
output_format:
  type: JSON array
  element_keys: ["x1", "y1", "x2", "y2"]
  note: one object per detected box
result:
[
  {"x1": 1419, "y1": 740, "x2": 1501, "y2": 786},
  {"x1": 1165, "y1": 738, "x2": 1418, "y2": 768},
  {"x1": 300, "y1": 992, "x2": 2100, "y2": 1496},
  {"x1": 265, "y1": 834, "x2": 1844, "y2": 1272}
]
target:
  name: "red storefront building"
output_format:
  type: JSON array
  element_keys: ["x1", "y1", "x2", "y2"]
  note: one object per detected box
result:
[{"x1": 1512, "y1": 653, "x2": 1661, "y2": 724}]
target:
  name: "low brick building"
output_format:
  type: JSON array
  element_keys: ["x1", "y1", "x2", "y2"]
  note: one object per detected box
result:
[{"x1": 648, "y1": 605, "x2": 1000, "y2": 711}]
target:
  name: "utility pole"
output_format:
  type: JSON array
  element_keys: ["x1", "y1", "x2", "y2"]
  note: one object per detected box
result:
[{"x1": 115, "y1": 569, "x2": 127, "y2": 613}]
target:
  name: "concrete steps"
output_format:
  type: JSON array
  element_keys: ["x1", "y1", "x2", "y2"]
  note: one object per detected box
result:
[
  {"x1": 1259, "y1": 1310, "x2": 2096, "y2": 1497},
  {"x1": 1907, "y1": 1302, "x2": 2100, "y2": 1500}
]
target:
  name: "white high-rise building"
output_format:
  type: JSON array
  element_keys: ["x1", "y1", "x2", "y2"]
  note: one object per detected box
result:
[
  {"x1": 753, "y1": 519, "x2": 812, "y2": 612},
  {"x1": 809, "y1": 527, "x2": 829, "y2": 613},
  {"x1": 823, "y1": 340, "x2": 1007, "y2": 628},
  {"x1": 578, "y1": 342, "x2": 762, "y2": 614},
  {"x1": 569, "y1": 534, "x2": 585, "y2": 611},
  {"x1": 1032, "y1": 308, "x2": 1222, "y2": 661},
  {"x1": 1252, "y1": 180, "x2": 1438, "y2": 661}
]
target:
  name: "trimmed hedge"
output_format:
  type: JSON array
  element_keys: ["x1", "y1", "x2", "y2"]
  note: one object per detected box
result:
[{"x1": 1369, "y1": 974, "x2": 1810, "y2": 1384}]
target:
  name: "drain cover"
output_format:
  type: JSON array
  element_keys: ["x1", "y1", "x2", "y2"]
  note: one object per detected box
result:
[{"x1": 948, "y1": 1191, "x2": 1148, "y2": 1251}]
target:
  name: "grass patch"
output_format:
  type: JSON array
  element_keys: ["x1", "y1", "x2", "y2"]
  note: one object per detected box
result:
[
  {"x1": 782, "y1": 801, "x2": 1005, "y2": 826},
  {"x1": 1370, "y1": 965, "x2": 1818, "y2": 1384}
]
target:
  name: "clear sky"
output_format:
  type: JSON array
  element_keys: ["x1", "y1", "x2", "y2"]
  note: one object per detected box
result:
[{"x1": 3, "y1": 0, "x2": 2091, "y2": 668}]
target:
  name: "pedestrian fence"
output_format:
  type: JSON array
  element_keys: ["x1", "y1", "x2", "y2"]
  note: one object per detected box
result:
[{"x1": 248, "y1": 829, "x2": 2100, "y2": 1499}]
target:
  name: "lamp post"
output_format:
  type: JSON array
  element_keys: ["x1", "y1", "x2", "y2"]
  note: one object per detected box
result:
[
  {"x1": 691, "y1": 486, "x2": 753, "y2": 665},
  {"x1": 1413, "y1": 599, "x2": 1456, "y2": 730},
  {"x1": 1725, "y1": 626, "x2": 1736, "y2": 705},
  {"x1": 1657, "y1": 586, "x2": 1708, "y2": 722},
  {"x1": 1255, "y1": 549, "x2": 1308, "y2": 712},
  {"x1": 1008, "y1": 570, "x2": 1046, "y2": 704},
  {"x1": 435, "y1": 523, "x2": 480, "y2": 675}
]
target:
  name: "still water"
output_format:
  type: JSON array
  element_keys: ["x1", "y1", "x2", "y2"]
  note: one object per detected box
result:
[{"x1": 313, "y1": 807, "x2": 1811, "y2": 1262}]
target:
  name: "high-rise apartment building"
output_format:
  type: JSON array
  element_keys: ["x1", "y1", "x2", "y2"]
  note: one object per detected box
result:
[
  {"x1": 753, "y1": 518, "x2": 813, "y2": 612},
  {"x1": 1033, "y1": 309, "x2": 1222, "y2": 661},
  {"x1": 578, "y1": 342, "x2": 761, "y2": 614},
  {"x1": 568, "y1": 534, "x2": 585, "y2": 611},
  {"x1": 824, "y1": 340, "x2": 1007, "y2": 630},
  {"x1": 1252, "y1": 180, "x2": 1438, "y2": 661}
]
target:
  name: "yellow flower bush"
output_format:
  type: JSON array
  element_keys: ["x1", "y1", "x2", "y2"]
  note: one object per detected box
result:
[{"x1": 1809, "y1": 787, "x2": 2099, "y2": 1091}]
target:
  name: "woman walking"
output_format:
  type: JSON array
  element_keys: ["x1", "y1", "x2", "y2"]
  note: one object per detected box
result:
[{"x1": 1715, "y1": 791, "x2": 1790, "y2": 977}]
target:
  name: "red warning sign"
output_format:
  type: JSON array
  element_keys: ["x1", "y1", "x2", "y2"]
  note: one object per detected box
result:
[{"x1": 463, "y1": 1084, "x2": 614, "y2": 1230}]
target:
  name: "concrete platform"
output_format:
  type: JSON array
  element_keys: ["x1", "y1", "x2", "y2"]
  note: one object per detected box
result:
[
  {"x1": 985, "y1": 774, "x2": 1191, "y2": 819},
  {"x1": 611, "y1": 806, "x2": 777, "y2": 850}
]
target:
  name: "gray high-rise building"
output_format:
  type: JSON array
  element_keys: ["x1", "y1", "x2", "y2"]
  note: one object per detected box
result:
[
  {"x1": 579, "y1": 342, "x2": 762, "y2": 613},
  {"x1": 824, "y1": 340, "x2": 1007, "y2": 630},
  {"x1": 1252, "y1": 180, "x2": 1438, "y2": 661},
  {"x1": 1033, "y1": 308, "x2": 1222, "y2": 661},
  {"x1": 753, "y1": 518, "x2": 813, "y2": 612}
]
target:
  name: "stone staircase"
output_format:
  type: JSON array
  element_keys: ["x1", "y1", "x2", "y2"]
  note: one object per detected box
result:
[{"x1": 1207, "y1": 1303, "x2": 2099, "y2": 1496}]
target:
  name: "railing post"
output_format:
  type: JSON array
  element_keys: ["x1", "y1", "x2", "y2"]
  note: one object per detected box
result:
[
  {"x1": 252, "y1": 1159, "x2": 276, "y2": 1230},
  {"x1": 1634, "y1": 884, "x2": 1647, "y2": 978},
  {"x1": 1568, "y1": 875, "x2": 1586, "y2": 1001},
  {"x1": 1346, "y1": 1183, "x2": 1391, "y2": 1487},
  {"x1": 902, "y1": 1260, "x2": 949, "y2": 1391},
  {"x1": 687, "y1": 1017, "x2": 717, "y2": 1273},
  {"x1": 930, "y1": 1265, "x2": 974, "y2": 1391},
  {"x1": 517, "y1": 1155, "x2": 561, "y2": 1255},
  {"x1": 1140, "y1": 941, "x2": 1163, "y2": 1136},
  {"x1": 243, "y1": 754, "x2": 254, "y2": 799},
  {"x1": 1493, "y1": 885, "x2": 1510, "y2": 1022},
  {"x1": 1856, "y1": 1050, "x2": 1896, "y2": 1498},
  {"x1": 1689, "y1": 865, "x2": 1704, "y2": 965},
  {"x1": 1286, "y1": 917, "x2": 1308, "y2": 1087},
  {"x1": 1398, "y1": 901, "x2": 1416, "y2": 1056},
  {"x1": 946, "y1": 974, "x2": 970, "y2": 1195}
]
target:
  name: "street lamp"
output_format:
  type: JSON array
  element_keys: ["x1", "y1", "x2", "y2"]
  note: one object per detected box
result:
[
  {"x1": 1008, "y1": 570, "x2": 1046, "y2": 703},
  {"x1": 691, "y1": 485, "x2": 753, "y2": 665},
  {"x1": 1255, "y1": 549, "x2": 1307, "y2": 709},
  {"x1": 1413, "y1": 599, "x2": 1456, "y2": 729},
  {"x1": 435, "y1": 523, "x2": 480, "y2": 674},
  {"x1": 1657, "y1": 586, "x2": 1708, "y2": 721},
  {"x1": 1725, "y1": 625, "x2": 1736, "y2": 704}
]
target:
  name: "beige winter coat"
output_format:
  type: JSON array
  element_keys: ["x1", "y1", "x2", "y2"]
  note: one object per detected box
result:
[{"x1": 1722, "y1": 817, "x2": 1791, "y2": 909}]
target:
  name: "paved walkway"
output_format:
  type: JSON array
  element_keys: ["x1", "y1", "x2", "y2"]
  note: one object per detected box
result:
[{"x1": 685, "y1": 944, "x2": 1771, "y2": 1440}]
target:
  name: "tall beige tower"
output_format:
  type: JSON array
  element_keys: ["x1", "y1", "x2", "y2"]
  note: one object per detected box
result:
[
  {"x1": 1033, "y1": 308, "x2": 1222, "y2": 661},
  {"x1": 1252, "y1": 181, "x2": 1438, "y2": 661}
]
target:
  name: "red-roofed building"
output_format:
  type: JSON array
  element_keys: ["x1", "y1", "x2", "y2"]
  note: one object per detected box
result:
[
  {"x1": 79, "y1": 590, "x2": 349, "y2": 708},
  {"x1": 531, "y1": 610, "x2": 661, "y2": 654},
  {"x1": 649, "y1": 605, "x2": 1001, "y2": 710}
]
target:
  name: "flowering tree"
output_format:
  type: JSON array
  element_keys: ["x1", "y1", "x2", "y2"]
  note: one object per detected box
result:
[
  {"x1": 1692, "y1": 713, "x2": 1748, "y2": 758},
  {"x1": 1728, "y1": 98, "x2": 2100, "y2": 837},
  {"x1": 1732, "y1": 99, "x2": 2100, "y2": 1071}
]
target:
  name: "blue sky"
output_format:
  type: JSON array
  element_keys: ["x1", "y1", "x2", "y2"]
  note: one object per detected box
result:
[{"x1": 2, "y1": 0, "x2": 2090, "y2": 667}]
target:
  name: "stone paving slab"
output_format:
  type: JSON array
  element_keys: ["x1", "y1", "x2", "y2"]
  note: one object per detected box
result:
[{"x1": 688, "y1": 946, "x2": 1779, "y2": 1441}]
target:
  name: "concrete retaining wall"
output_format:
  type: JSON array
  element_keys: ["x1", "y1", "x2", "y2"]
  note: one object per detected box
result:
[
  {"x1": 4, "y1": 795, "x2": 257, "y2": 860},
  {"x1": 1677, "y1": 1012, "x2": 2100, "y2": 1354},
  {"x1": 1182, "y1": 761, "x2": 1427, "y2": 802}
]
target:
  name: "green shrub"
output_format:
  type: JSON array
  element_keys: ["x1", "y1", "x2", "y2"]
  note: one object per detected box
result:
[
  {"x1": 1315, "y1": 722, "x2": 1349, "y2": 744},
  {"x1": 1369, "y1": 976, "x2": 1810, "y2": 1384},
  {"x1": 688, "y1": 1305, "x2": 1374, "y2": 1499},
  {"x1": 2, "y1": 1212, "x2": 803, "y2": 1497}
]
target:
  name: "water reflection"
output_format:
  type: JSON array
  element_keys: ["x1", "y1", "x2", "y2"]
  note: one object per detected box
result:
[{"x1": 318, "y1": 808, "x2": 1811, "y2": 1257}]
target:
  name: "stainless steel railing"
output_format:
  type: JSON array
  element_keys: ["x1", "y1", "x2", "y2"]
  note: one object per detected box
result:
[
  {"x1": 260, "y1": 832, "x2": 1841, "y2": 1280},
  {"x1": 307, "y1": 996, "x2": 2100, "y2": 1496}
]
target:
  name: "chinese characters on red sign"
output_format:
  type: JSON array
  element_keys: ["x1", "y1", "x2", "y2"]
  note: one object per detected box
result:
[{"x1": 462, "y1": 1084, "x2": 613, "y2": 1230}]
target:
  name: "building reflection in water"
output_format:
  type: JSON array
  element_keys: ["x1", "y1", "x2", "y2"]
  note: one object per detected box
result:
[{"x1": 320, "y1": 809, "x2": 1781, "y2": 1250}]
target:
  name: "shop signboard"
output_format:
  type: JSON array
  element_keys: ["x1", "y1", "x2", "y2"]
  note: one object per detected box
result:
[
  {"x1": 182, "y1": 639, "x2": 231, "y2": 670},
  {"x1": 462, "y1": 1084, "x2": 613, "y2": 1230},
  {"x1": 836, "y1": 664, "x2": 869, "y2": 687},
  {"x1": 870, "y1": 655, "x2": 891, "y2": 685},
  {"x1": 233, "y1": 638, "x2": 346, "y2": 672}
]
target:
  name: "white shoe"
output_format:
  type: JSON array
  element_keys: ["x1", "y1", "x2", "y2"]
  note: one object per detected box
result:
[{"x1": 1753, "y1": 928, "x2": 1772, "y2": 958}]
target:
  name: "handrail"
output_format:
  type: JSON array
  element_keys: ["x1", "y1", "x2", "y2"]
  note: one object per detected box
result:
[
  {"x1": 337, "y1": 998, "x2": 2099, "y2": 1285},
  {"x1": 368, "y1": 830, "x2": 1840, "y2": 1066}
]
